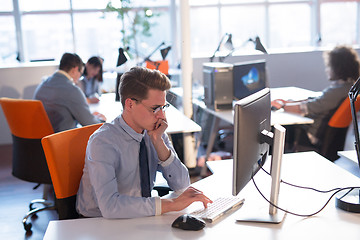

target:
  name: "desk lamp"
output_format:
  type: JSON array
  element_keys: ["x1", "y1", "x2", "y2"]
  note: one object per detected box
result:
[
  {"x1": 222, "y1": 36, "x2": 268, "y2": 61},
  {"x1": 141, "y1": 42, "x2": 171, "y2": 75},
  {"x1": 142, "y1": 42, "x2": 165, "y2": 68},
  {"x1": 248, "y1": 36, "x2": 268, "y2": 54},
  {"x1": 336, "y1": 76, "x2": 360, "y2": 213},
  {"x1": 115, "y1": 47, "x2": 130, "y2": 101},
  {"x1": 209, "y1": 33, "x2": 234, "y2": 62},
  {"x1": 160, "y1": 46, "x2": 171, "y2": 60},
  {"x1": 117, "y1": 47, "x2": 129, "y2": 67}
]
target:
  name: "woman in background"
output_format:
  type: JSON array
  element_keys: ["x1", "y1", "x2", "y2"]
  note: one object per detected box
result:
[
  {"x1": 78, "y1": 56, "x2": 103, "y2": 104},
  {"x1": 272, "y1": 45, "x2": 360, "y2": 151}
]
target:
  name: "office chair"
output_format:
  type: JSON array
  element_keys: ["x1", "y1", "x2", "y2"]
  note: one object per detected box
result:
[
  {"x1": 41, "y1": 123, "x2": 103, "y2": 220},
  {"x1": 42, "y1": 122, "x2": 172, "y2": 220},
  {"x1": 0, "y1": 97, "x2": 56, "y2": 232},
  {"x1": 321, "y1": 96, "x2": 360, "y2": 161}
]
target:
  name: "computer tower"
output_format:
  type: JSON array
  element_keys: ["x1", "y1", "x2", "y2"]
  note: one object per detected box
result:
[{"x1": 203, "y1": 62, "x2": 233, "y2": 111}]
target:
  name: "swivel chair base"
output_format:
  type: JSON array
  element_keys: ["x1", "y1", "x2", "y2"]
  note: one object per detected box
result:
[{"x1": 22, "y1": 199, "x2": 56, "y2": 232}]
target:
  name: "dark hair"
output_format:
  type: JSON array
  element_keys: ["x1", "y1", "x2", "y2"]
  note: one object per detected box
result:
[
  {"x1": 59, "y1": 53, "x2": 84, "y2": 73},
  {"x1": 84, "y1": 56, "x2": 103, "y2": 82},
  {"x1": 323, "y1": 45, "x2": 360, "y2": 81},
  {"x1": 119, "y1": 66, "x2": 171, "y2": 107}
]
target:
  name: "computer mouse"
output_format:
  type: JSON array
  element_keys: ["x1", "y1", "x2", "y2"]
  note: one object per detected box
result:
[
  {"x1": 271, "y1": 105, "x2": 280, "y2": 111},
  {"x1": 171, "y1": 214, "x2": 206, "y2": 231}
]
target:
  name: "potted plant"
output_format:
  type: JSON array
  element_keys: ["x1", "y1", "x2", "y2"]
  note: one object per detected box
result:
[{"x1": 106, "y1": 0, "x2": 160, "y2": 61}]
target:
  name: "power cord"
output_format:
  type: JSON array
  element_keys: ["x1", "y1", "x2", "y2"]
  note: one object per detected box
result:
[
  {"x1": 260, "y1": 166, "x2": 344, "y2": 193},
  {"x1": 251, "y1": 165, "x2": 359, "y2": 217}
]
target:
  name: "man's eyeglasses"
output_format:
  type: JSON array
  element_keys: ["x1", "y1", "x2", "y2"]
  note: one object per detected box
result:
[{"x1": 131, "y1": 98, "x2": 170, "y2": 114}]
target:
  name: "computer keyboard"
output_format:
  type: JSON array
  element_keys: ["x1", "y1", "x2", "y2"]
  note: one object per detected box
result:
[{"x1": 190, "y1": 196, "x2": 245, "y2": 223}]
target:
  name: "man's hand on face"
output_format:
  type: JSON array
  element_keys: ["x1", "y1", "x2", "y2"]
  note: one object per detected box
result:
[{"x1": 148, "y1": 117, "x2": 168, "y2": 143}]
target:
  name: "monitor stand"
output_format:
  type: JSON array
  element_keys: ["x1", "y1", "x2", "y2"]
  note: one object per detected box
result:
[
  {"x1": 236, "y1": 124, "x2": 286, "y2": 224},
  {"x1": 235, "y1": 207, "x2": 285, "y2": 224}
]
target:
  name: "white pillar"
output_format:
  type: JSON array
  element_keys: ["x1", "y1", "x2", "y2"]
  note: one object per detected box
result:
[
  {"x1": 170, "y1": 0, "x2": 179, "y2": 69},
  {"x1": 13, "y1": 0, "x2": 25, "y2": 62},
  {"x1": 180, "y1": 0, "x2": 197, "y2": 168}
]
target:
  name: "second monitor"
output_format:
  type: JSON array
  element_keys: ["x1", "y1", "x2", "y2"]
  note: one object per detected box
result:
[{"x1": 233, "y1": 59, "x2": 267, "y2": 101}]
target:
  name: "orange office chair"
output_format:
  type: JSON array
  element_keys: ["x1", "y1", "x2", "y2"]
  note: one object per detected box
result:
[
  {"x1": 41, "y1": 123, "x2": 103, "y2": 220},
  {"x1": 321, "y1": 96, "x2": 360, "y2": 161},
  {"x1": 0, "y1": 97, "x2": 55, "y2": 232}
]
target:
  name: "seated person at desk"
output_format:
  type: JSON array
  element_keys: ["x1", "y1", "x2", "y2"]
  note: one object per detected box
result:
[
  {"x1": 77, "y1": 56, "x2": 103, "y2": 104},
  {"x1": 76, "y1": 66, "x2": 212, "y2": 218},
  {"x1": 272, "y1": 45, "x2": 360, "y2": 149},
  {"x1": 34, "y1": 52, "x2": 106, "y2": 132}
]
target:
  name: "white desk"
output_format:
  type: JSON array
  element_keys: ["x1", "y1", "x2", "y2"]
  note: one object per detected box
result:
[
  {"x1": 89, "y1": 93, "x2": 201, "y2": 135},
  {"x1": 189, "y1": 86, "x2": 317, "y2": 126},
  {"x1": 44, "y1": 152, "x2": 360, "y2": 240},
  {"x1": 338, "y1": 150, "x2": 358, "y2": 163},
  {"x1": 184, "y1": 87, "x2": 318, "y2": 163},
  {"x1": 171, "y1": 86, "x2": 320, "y2": 125}
]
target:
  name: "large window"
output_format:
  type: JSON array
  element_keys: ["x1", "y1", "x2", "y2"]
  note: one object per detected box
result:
[
  {"x1": 22, "y1": 14, "x2": 73, "y2": 61},
  {"x1": 320, "y1": 1, "x2": 359, "y2": 46},
  {"x1": 189, "y1": 0, "x2": 360, "y2": 55},
  {"x1": 268, "y1": 3, "x2": 311, "y2": 48},
  {"x1": 0, "y1": 0, "x2": 171, "y2": 69},
  {"x1": 0, "y1": 0, "x2": 360, "y2": 67},
  {"x1": 0, "y1": 16, "x2": 17, "y2": 64}
]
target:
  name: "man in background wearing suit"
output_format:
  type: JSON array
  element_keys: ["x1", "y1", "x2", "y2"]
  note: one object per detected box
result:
[{"x1": 34, "y1": 52, "x2": 105, "y2": 132}]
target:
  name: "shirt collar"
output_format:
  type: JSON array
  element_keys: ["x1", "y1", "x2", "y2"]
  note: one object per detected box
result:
[
  {"x1": 118, "y1": 115, "x2": 145, "y2": 143},
  {"x1": 57, "y1": 70, "x2": 73, "y2": 82}
]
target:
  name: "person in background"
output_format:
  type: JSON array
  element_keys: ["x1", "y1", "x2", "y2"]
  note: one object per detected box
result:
[
  {"x1": 34, "y1": 52, "x2": 106, "y2": 132},
  {"x1": 272, "y1": 45, "x2": 360, "y2": 150},
  {"x1": 77, "y1": 56, "x2": 103, "y2": 104},
  {"x1": 76, "y1": 66, "x2": 212, "y2": 218}
]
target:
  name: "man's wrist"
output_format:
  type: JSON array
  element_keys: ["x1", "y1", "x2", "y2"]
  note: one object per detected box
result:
[
  {"x1": 160, "y1": 198, "x2": 174, "y2": 214},
  {"x1": 159, "y1": 150, "x2": 174, "y2": 166}
]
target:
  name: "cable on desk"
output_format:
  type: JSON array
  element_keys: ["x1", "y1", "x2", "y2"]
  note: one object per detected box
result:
[
  {"x1": 251, "y1": 166, "x2": 360, "y2": 217},
  {"x1": 260, "y1": 166, "x2": 345, "y2": 193}
]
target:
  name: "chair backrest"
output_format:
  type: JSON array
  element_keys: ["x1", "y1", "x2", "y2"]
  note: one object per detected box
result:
[
  {"x1": 42, "y1": 123, "x2": 102, "y2": 220},
  {"x1": 0, "y1": 97, "x2": 54, "y2": 139},
  {"x1": 328, "y1": 96, "x2": 360, "y2": 128},
  {"x1": 0, "y1": 98, "x2": 54, "y2": 183},
  {"x1": 41, "y1": 123, "x2": 103, "y2": 199},
  {"x1": 321, "y1": 96, "x2": 360, "y2": 161}
]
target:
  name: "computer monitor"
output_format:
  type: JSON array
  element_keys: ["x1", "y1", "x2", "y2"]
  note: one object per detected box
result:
[
  {"x1": 232, "y1": 87, "x2": 286, "y2": 223},
  {"x1": 233, "y1": 59, "x2": 267, "y2": 100}
]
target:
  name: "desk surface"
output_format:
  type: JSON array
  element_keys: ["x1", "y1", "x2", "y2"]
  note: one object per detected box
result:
[
  {"x1": 44, "y1": 151, "x2": 360, "y2": 240},
  {"x1": 338, "y1": 150, "x2": 359, "y2": 163},
  {"x1": 89, "y1": 93, "x2": 201, "y2": 134}
]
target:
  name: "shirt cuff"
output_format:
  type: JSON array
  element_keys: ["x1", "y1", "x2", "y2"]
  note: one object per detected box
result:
[
  {"x1": 158, "y1": 150, "x2": 175, "y2": 167},
  {"x1": 154, "y1": 196, "x2": 162, "y2": 216}
]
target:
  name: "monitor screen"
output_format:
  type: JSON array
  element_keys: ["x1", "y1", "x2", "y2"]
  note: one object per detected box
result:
[
  {"x1": 232, "y1": 87, "x2": 271, "y2": 196},
  {"x1": 233, "y1": 59, "x2": 267, "y2": 101}
]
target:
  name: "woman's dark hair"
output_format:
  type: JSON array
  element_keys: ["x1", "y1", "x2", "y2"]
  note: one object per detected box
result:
[
  {"x1": 119, "y1": 66, "x2": 171, "y2": 107},
  {"x1": 324, "y1": 45, "x2": 360, "y2": 81},
  {"x1": 84, "y1": 56, "x2": 103, "y2": 82}
]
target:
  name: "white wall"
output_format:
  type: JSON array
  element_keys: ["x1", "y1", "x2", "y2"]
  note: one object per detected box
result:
[
  {"x1": 0, "y1": 62, "x2": 58, "y2": 144},
  {"x1": 193, "y1": 49, "x2": 334, "y2": 92}
]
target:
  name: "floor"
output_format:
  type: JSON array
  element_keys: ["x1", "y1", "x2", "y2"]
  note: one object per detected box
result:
[{"x1": 0, "y1": 144, "x2": 58, "y2": 240}]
